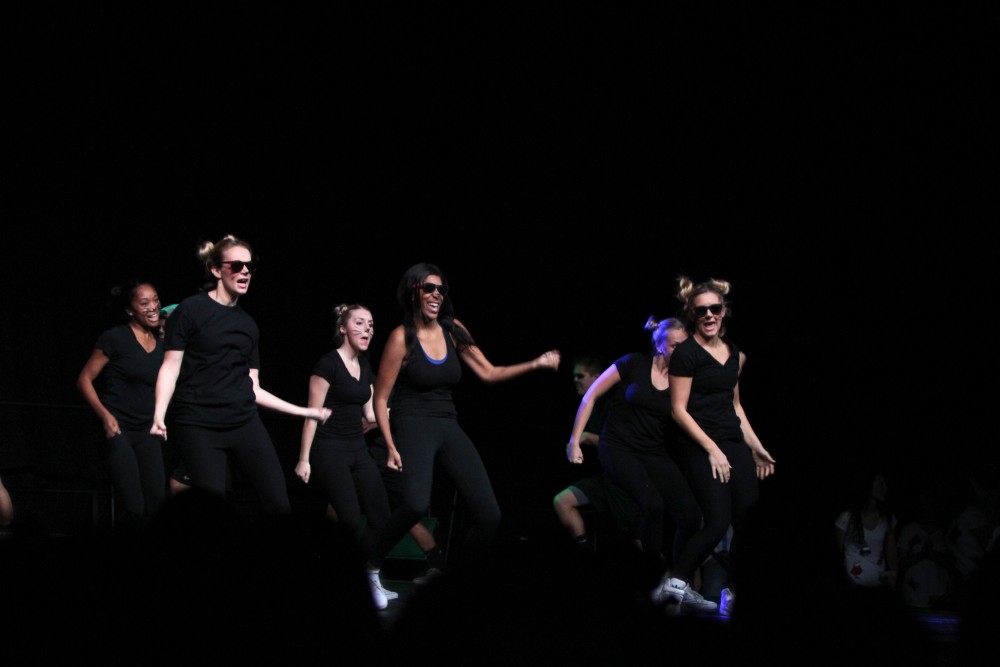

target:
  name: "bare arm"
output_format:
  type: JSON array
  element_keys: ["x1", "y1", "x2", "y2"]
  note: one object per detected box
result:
[
  {"x1": 567, "y1": 364, "x2": 620, "y2": 464},
  {"x1": 373, "y1": 326, "x2": 406, "y2": 471},
  {"x1": 295, "y1": 375, "x2": 330, "y2": 483},
  {"x1": 669, "y1": 373, "x2": 733, "y2": 483},
  {"x1": 362, "y1": 385, "x2": 376, "y2": 426},
  {"x1": 454, "y1": 319, "x2": 560, "y2": 384},
  {"x1": 76, "y1": 348, "x2": 119, "y2": 438},
  {"x1": 734, "y1": 352, "x2": 775, "y2": 479},
  {"x1": 250, "y1": 369, "x2": 330, "y2": 422},
  {"x1": 151, "y1": 350, "x2": 184, "y2": 440}
]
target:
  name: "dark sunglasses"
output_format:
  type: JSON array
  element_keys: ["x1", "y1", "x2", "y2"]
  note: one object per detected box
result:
[
  {"x1": 573, "y1": 373, "x2": 587, "y2": 380},
  {"x1": 220, "y1": 259, "x2": 258, "y2": 274},
  {"x1": 692, "y1": 303, "x2": 724, "y2": 318},
  {"x1": 419, "y1": 282, "x2": 449, "y2": 296}
]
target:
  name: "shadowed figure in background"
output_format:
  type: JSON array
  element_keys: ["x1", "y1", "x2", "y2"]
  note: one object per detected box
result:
[
  {"x1": 729, "y1": 490, "x2": 939, "y2": 665},
  {"x1": 834, "y1": 466, "x2": 899, "y2": 595},
  {"x1": 553, "y1": 353, "x2": 641, "y2": 556}
]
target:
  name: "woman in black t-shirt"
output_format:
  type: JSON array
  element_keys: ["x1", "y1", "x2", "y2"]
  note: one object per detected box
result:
[
  {"x1": 568, "y1": 317, "x2": 714, "y2": 614},
  {"x1": 668, "y1": 275, "x2": 776, "y2": 616},
  {"x1": 151, "y1": 234, "x2": 330, "y2": 515},
  {"x1": 77, "y1": 280, "x2": 167, "y2": 528},
  {"x1": 295, "y1": 303, "x2": 398, "y2": 610}
]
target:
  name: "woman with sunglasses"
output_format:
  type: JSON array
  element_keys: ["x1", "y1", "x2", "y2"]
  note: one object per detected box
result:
[
  {"x1": 664, "y1": 275, "x2": 775, "y2": 616},
  {"x1": 567, "y1": 317, "x2": 715, "y2": 613},
  {"x1": 367, "y1": 262, "x2": 560, "y2": 578},
  {"x1": 76, "y1": 279, "x2": 168, "y2": 529},
  {"x1": 151, "y1": 234, "x2": 331, "y2": 515}
]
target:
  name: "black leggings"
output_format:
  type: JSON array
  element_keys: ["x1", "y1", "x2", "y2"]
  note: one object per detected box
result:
[
  {"x1": 599, "y1": 443, "x2": 701, "y2": 565},
  {"x1": 310, "y1": 436, "x2": 391, "y2": 561},
  {"x1": 674, "y1": 438, "x2": 758, "y2": 582},
  {"x1": 173, "y1": 416, "x2": 291, "y2": 515},
  {"x1": 371, "y1": 416, "x2": 501, "y2": 567},
  {"x1": 106, "y1": 429, "x2": 166, "y2": 523}
]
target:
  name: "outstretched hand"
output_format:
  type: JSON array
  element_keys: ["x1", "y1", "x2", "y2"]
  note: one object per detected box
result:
[
  {"x1": 536, "y1": 350, "x2": 561, "y2": 371},
  {"x1": 311, "y1": 407, "x2": 332, "y2": 424}
]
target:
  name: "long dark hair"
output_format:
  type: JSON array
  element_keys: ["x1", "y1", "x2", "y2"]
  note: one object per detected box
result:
[
  {"x1": 395, "y1": 262, "x2": 475, "y2": 364},
  {"x1": 844, "y1": 465, "x2": 892, "y2": 548}
]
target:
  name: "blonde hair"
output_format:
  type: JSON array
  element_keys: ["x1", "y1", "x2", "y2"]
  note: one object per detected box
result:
[
  {"x1": 676, "y1": 275, "x2": 732, "y2": 335},
  {"x1": 332, "y1": 303, "x2": 372, "y2": 347},
  {"x1": 643, "y1": 316, "x2": 685, "y2": 353},
  {"x1": 198, "y1": 234, "x2": 252, "y2": 278}
]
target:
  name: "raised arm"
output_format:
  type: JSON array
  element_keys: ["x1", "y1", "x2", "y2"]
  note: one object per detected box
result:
[
  {"x1": 567, "y1": 364, "x2": 620, "y2": 464},
  {"x1": 454, "y1": 319, "x2": 560, "y2": 384},
  {"x1": 151, "y1": 349, "x2": 184, "y2": 440},
  {"x1": 295, "y1": 374, "x2": 330, "y2": 484},
  {"x1": 373, "y1": 326, "x2": 406, "y2": 471},
  {"x1": 77, "y1": 348, "x2": 118, "y2": 438},
  {"x1": 250, "y1": 369, "x2": 330, "y2": 423}
]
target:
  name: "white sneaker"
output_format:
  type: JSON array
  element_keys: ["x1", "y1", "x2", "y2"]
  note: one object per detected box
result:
[
  {"x1": 659, "y1": 578, "x2": 718, "y2": 617},
  {"x1": 367, "y1": 570, "x2": 388, "y2": 610},
  {"x1": 377, "y1": 580, "x2": 399, "y2": 600},
  {"x1": 719, "y1": 587, "x2": 735, "y2": 616},
  {"x1": 681, "y1": 585, "x2": 719, "y2": 614},
  {"x1": 650, "y1": 573, "x2": 673, "y2": 604}
]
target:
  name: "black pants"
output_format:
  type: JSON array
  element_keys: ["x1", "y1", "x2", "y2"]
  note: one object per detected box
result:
[
  {"x1": 310, "y1": 435, "x2": 391, "y2": 561},
  {"x1": 173, "y1": 416, "x2": 290, "y2": 515},
  {"x1": 674, "y1": 438, "x2": 758, "y2": 582},
  {"x1": 106, "y1": 429, "x2": 166, "y2": 524},
  {"x1": 371, "y1": 416, "x2": 500, "y2": 567},
  {"x1": 599, "y1": 443, "x2": 701, "y2": 566}
]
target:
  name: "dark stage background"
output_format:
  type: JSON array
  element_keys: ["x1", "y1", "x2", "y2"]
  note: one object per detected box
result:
[{"x1": 4, "y1": 5, "x2": 995, "y2": 534}]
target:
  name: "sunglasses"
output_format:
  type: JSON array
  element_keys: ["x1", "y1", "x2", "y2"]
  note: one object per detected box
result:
[
  {"x1": 418, "y1": 282, "x2": 449, "y2": 296},
  {"x1": 573, "y1": 373, "x2": 587, "y2": 380},
  {"x1": 220, "y1": 259, "x2": 258, "y2": 274},
  {"x1": 692, "y1": 303, "x2": 724, "y2": 318}
]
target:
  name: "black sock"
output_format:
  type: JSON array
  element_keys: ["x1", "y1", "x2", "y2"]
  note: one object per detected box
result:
[
  {"x1": 423, "y1": 545, "x2": 445, "y2": 570},
  {"x1": 573, "y1": 533, "x2": 594, "y2": 553}
]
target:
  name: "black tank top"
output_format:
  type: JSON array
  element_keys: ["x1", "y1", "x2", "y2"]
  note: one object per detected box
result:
[{"x1": 391, "y1": 323, "x2": 462, "y2": 419}]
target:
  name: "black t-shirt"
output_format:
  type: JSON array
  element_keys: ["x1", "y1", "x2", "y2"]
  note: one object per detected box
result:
[
  {"x1": 668, "y1": 336, "x2": 743, "y2": 445},
  {"x1": 311, "y1": 349, "x2": 373, "y2": 440},
  {"x1": 601, "y1": 352, "x2": 677, "y2": 453},
  {"x1": 94, "y1": 324, "x2": 164, "y2": 430},
  {"x1": 163, "y1": 292, "x2": 260, "y2": 428},
  {"x1": 391, "y1": 323, "x2": 462, "y2": 419},
  {"x1": 587, "y1": 393, "x2": 610, "y2": 436}
]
